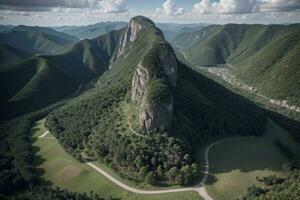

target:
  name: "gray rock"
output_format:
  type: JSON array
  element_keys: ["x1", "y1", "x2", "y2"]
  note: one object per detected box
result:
[
  {"x1": 116, "y1": 19, "x2": 143, "y2": 59},
  {"x1": 131, "y1": 46, "x2": 177, "y2": 134}
]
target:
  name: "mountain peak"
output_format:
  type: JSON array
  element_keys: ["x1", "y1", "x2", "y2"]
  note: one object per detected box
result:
[
  {"x1": 115, "y1": 16, "x2": 163, "y2": 59},
  {"x1": 129, "y1": 16, "x2": 156, "y2": 27}
]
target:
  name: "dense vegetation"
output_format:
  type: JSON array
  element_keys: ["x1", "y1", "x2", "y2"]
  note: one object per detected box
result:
[
  {"x1": 173, "y1": 64, "x2": 267, "y2": 144},
  {"x1": 0, "y1": 27, "x2": 123, "y2": 120},
  {"x1": 0, "y1": 116, "x2": 37, "y2": 197},
  {"x1": 173, "y1": 24, "x2": 300, "y2": 106},
  {"x1": 240, "y1": 166, "x2": 300, "y2": 200},
  {"x1": 0, "y1": 57, "x2": 78, "y2": 119},
  {"x1": 14, "y1": 186, "x2": 103, "y2": 200},
  {"x1": 0, "y1": 103, "x2": 59, "y2": 198}
]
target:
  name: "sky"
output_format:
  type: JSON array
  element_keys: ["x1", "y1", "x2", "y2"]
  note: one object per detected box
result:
[{"x1": 0, "y1": 0, "x2": 299, "y2": 26}]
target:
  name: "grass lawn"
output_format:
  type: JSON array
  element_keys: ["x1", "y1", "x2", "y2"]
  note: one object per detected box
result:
[
  {"x1": 205, "y1": 119, "x2": 299, "y2": 200},
  {"x1": 32, "y1": 119, "x2": 202, "y2": 200}
]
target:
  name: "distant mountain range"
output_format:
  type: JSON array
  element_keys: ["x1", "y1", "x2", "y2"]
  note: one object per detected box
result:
[
  {"x1": 0, "y1": 25, "x2": 79, "y2": 54},
  {"x1": 53, "y1": 21, "x2": 127, "y2": 40},
  {"x1": 53, "y1": 21, "x2": 207, "y2": 41}
]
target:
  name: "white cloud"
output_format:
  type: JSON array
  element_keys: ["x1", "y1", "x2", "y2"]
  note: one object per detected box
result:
[
  {"x1": 157, "y1": 0, "x2": 184, "y2": 16},
  {"x1": 100, "y1": 0, "x2": 128, "y2": 13},
  {"x1": 260, "y1": 0, "x2": 300, "y2": 12},
  {"x1": 0, "y1": 0, "x2": 102, "y2": 11},
  {"x1": 193, "y1": 0, "x2": 300, "y2": 14},
  {"x1": 193, "y1": 0, "x2": 258, "y2": 14}
]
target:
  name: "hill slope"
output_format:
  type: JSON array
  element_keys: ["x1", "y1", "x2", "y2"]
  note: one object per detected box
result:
[
  {"x1": 0, "y1": 57, "x2": 78, "y2": 118},
  {"x1": 0, "y1": 43, "x2": 31, "y2": 69},
  {"x1": 0, "y1": 25, "x2": 124, "y2": 119},
  {"x1": 0, "y1": 25, "x2": 79, "y2": 54},
  {"x1": 173, "y1": 24, "x2": 300, "y2": 106}
]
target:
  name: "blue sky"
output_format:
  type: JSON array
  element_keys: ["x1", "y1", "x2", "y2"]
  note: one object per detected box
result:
[{"x1": 0, "y1": 0, "x2": 299, "y2": 26}]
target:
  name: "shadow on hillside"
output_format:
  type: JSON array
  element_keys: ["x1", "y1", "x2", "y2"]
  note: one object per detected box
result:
[
  {"x1": 32, "y1": 145, "x2": 53, "y2": 186},
  {"x1": 30, "y1": 125, "x2": 53, "y2": 187},
  {"x1": 173, "y1": 62, "x2": 300, "y2": 185}
]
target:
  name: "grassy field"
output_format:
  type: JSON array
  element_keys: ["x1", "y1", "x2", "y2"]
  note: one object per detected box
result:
[
  {"x1": 204, "y1": 119, "x2": 299, "y2": 200},
  {"x1": 32, "y1": 119, "x2": 202, "y2": 200}
]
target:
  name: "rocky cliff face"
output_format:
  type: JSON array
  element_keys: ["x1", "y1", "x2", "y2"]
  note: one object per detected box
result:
[
  {"x1": 140, "y1": 98, "x2": 173, "y2": 133},
  {"x1": 132, "y1": 43, "x2": 178, "y2": 133},
  {"x1": 116, "y1": 18, "x2": 143, "y2": 59},
  {"x1": 131, "y1": 63, "x2": 149, "y2": 102}
]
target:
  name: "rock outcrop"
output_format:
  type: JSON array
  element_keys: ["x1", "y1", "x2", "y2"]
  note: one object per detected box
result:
[
  {"x1": 140, "y1": 98, "x2": 173, "y2": 133},
  {"x1": 132, "y1": 42, "x2": 178, "y2": 134},
  {"x1": 116, "y1": 18, "x2": 143, "y2": 59},
  {"x1": 131, "y1": 63, "x2": 149, "y2": 102}
]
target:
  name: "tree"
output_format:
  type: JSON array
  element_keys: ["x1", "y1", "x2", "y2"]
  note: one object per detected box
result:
[
  {"x1": 139, "y1": 166, "x2": 149, "y2": 181},
  {"x1": 175, "y1": 173, "x2": 185, "y2": 185},
  {"x1": 157, "y1": 165, "x2": 163, "y2": 177},
  {"x1": 145, "y1": 172, "x2": 157, "y2": 185},
  {"x1": 180, "y1": 165, "x2": 192, "y2": 185},
  {"x1": 246, "y1": 185, "x2": 265, "y2": 198},
  {"x1": 105, "y1": 194, "x2": 112, "y2": 200},
  {"x1": 168, "y1": 167, "x2": 179, "y2": 182}
]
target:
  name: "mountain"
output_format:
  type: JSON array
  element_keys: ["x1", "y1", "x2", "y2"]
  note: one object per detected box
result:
[
  {"x1": 173, "y1": 24, "x2": 300, "y2": 106},
  {"x1": 0, "y1": 24, "x2": 123, "y2": 119},
  {"x1": 53, "y1": 21, "x2": 127, "y2": 39},
  {"x1": 0, "y1": 57, "x2": 79, "y2": 118},
  {"x1": 0, "y1": 25, "x2": 13, "y2": 32},
  {"x1": 45, "y1": 16, "x2": 266, "y2": 186},
  {"x1": 0, "y1": 43, "x2": 31, "y2": 69},
  {"x1": 0, "y1": 25, "x2": 79, "y2": 54}
]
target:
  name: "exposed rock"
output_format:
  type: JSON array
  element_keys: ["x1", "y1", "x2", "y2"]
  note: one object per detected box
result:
[
  {"x1": 140, "y1": 99, "x2": 173, "y2": 133},
  {"x1": 131, "y1": 63, "x2": 149, "y2": 103},
  {"x1": 116, "y1": 18, "x2": 143, "y2": 59},
  {"x1": 131, "y1": 44, "x2": 177, "y2": 133}
]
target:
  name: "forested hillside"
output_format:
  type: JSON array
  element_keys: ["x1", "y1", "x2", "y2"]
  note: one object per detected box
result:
[
  {"x1": 0, "y1": 57, "x2": 78, "y2": 119},
  {"x1": 173, "y1": 24, "x2": 300, "y2": 106},
  {"x1": 0, "y1": 25, "x2": 123, "y2": 119},
  {"x1": 0, "y1": 43, "x2": 31, "y2": 69}
]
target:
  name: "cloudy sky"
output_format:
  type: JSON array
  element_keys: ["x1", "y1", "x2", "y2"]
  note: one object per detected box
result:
[{"x1": 0, "y1": 0, "x2": 299, "y2": 26}]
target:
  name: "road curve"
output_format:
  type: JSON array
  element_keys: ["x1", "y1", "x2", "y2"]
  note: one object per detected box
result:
[{"x1": 39, "y1": 130, "x2": 253, "y2": 200}]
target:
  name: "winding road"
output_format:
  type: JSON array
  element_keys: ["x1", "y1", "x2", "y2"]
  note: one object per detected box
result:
[{"x1": 39, "y1": 130, "x2": 252, "y2": 200}]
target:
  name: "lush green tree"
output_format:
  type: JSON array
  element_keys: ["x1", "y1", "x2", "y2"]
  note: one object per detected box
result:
[
  {"x1": 168, "y1": 167, "x2": 179, "y2": 182},
  {"x1": 139, "y1": 166, "x2": 149, "y2": 181},
  {"x1": 145, "y1": 171, "x2": 157, "y2": 185}
]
